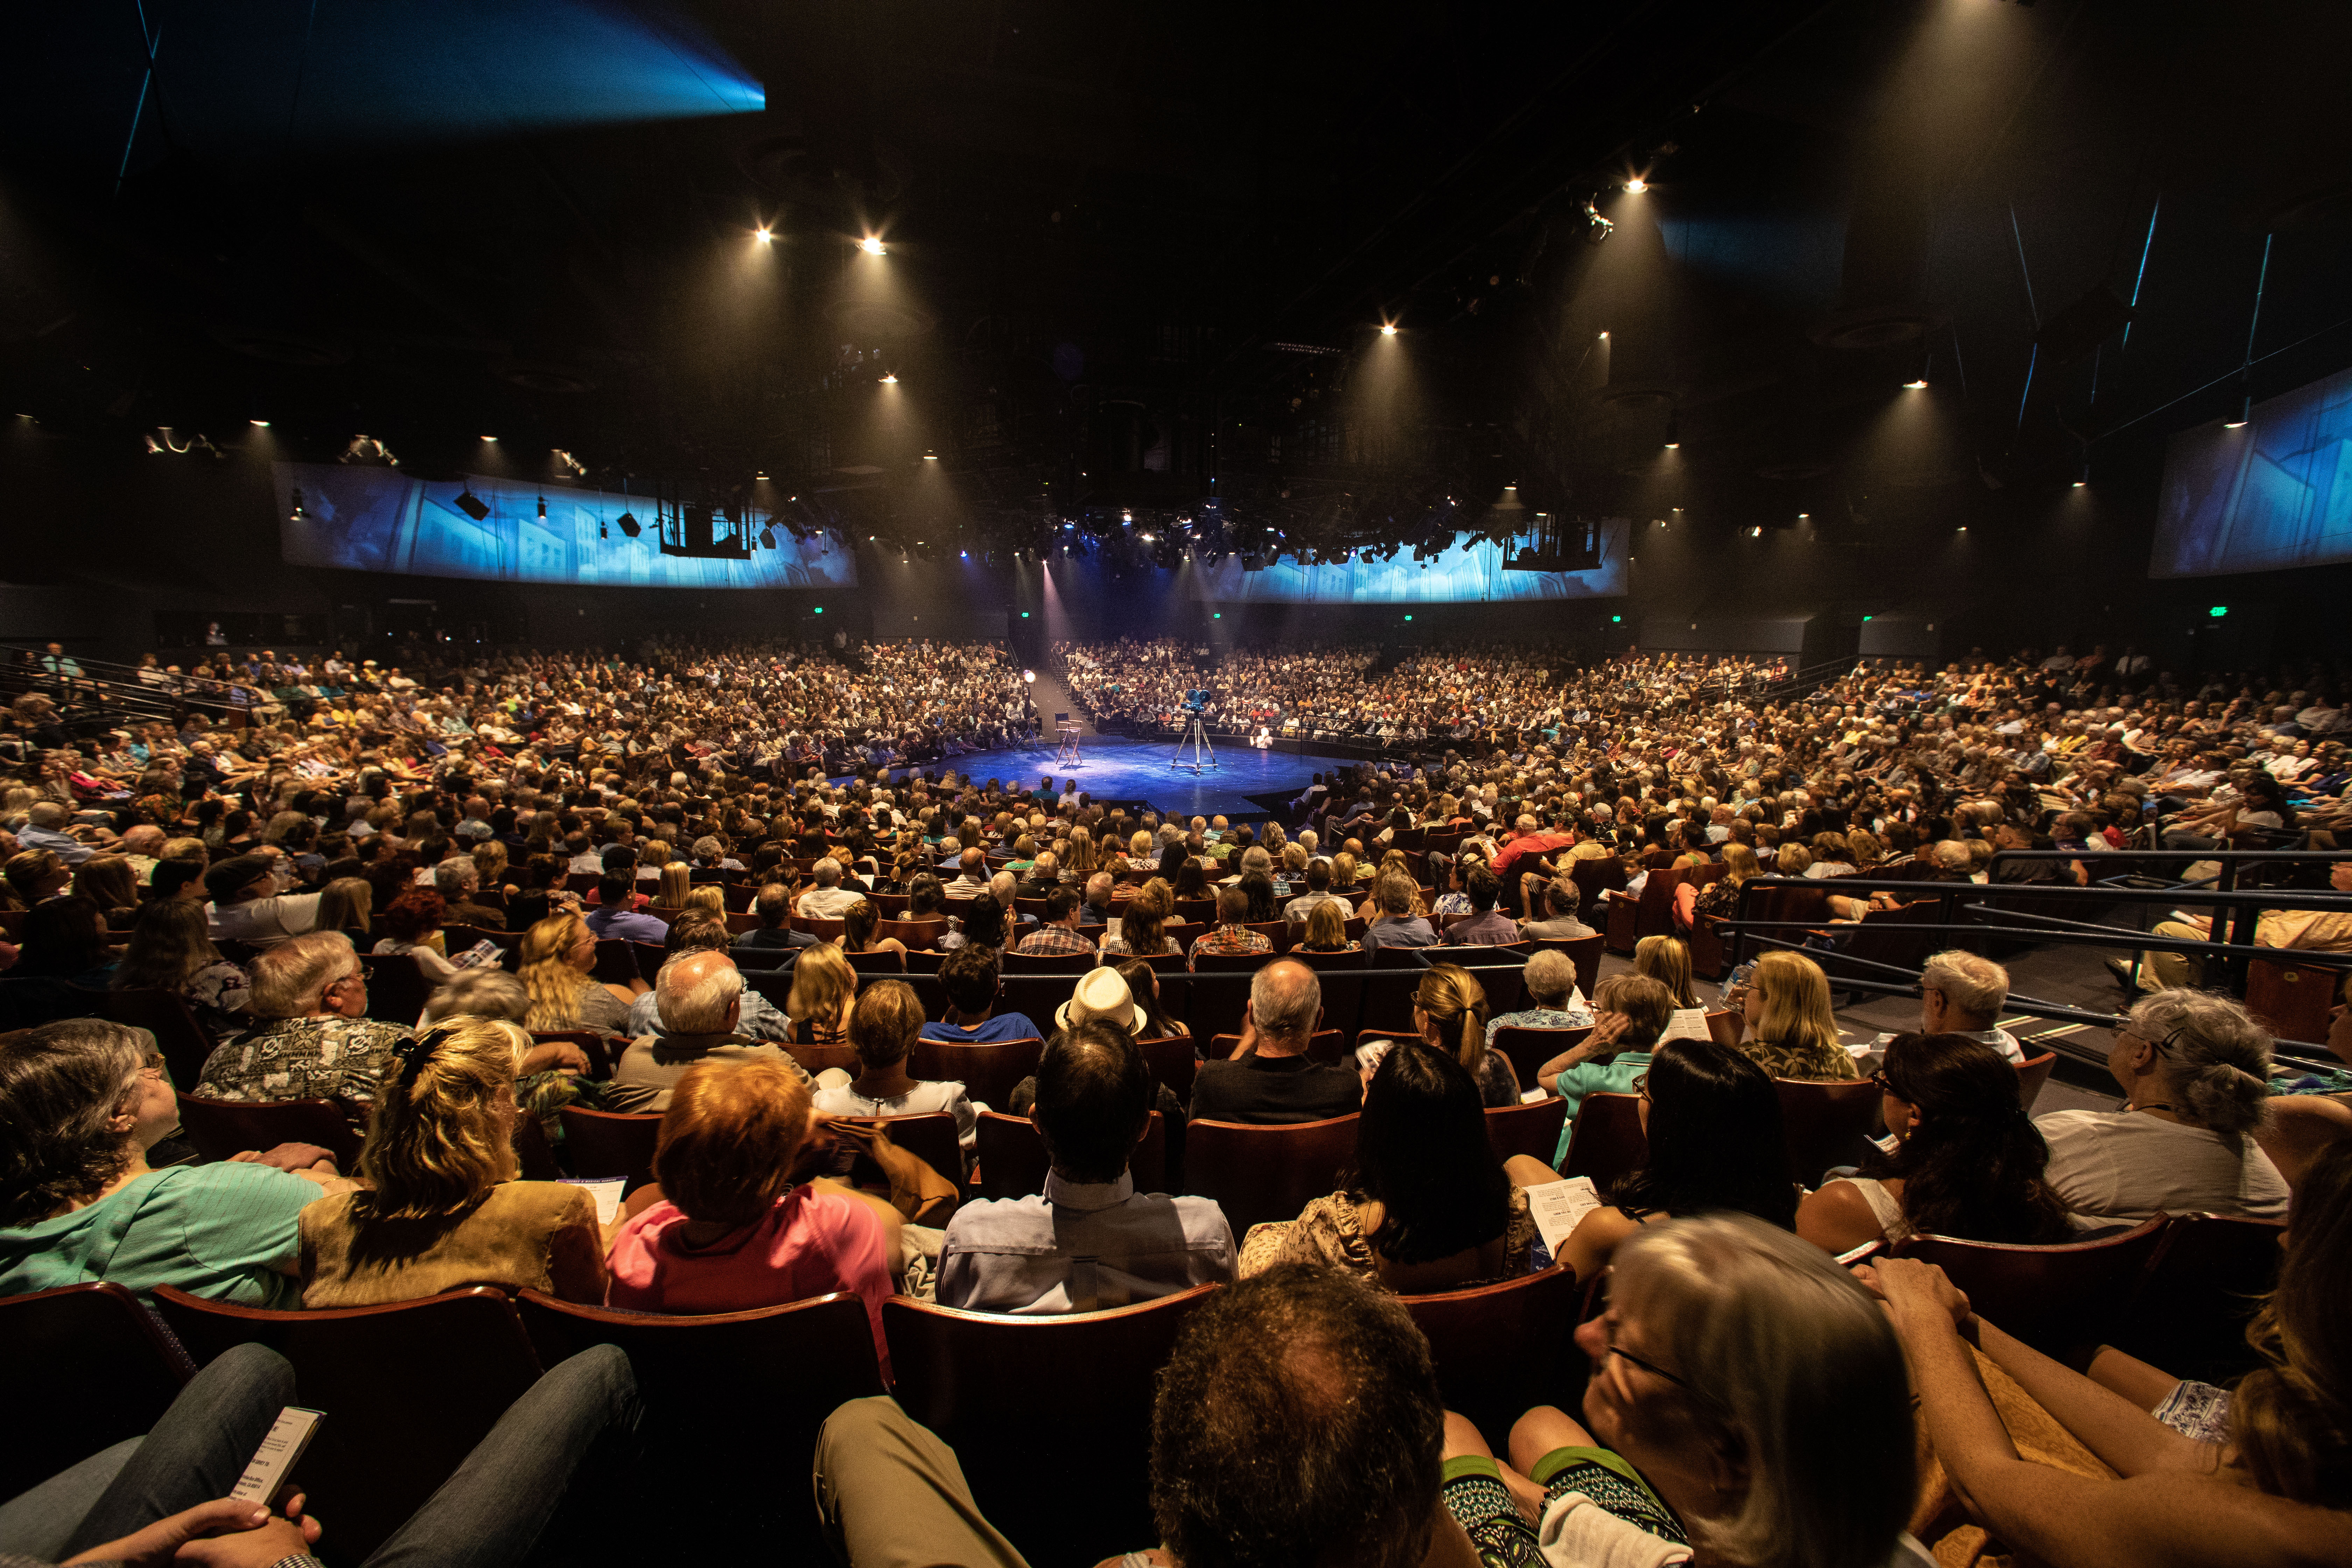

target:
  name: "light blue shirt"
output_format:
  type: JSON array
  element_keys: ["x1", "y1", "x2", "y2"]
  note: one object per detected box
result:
[
  {"x1": 1550, "y1": 1051, "x2": 1654, "y2": 1165},
  {"x1": 16, "y1": 823, "x2": 96, "y2": 866},
  {"x1": 937, "y1": 1170, "x2": 1236, "y2": 1315}
]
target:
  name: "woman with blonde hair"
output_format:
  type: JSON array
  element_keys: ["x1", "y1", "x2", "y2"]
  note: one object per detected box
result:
[
  {"x1": 313, "y1": 876, "x2": 373, "y2": 937},
  {"x1": 1063, "y1": 827, "x2": 1098, "y2": 881},
  {"x1": 1735, "y1": 950, "x2": 1855, "y2": 1081},
  {"x1": 519, "y1": 911, "x2": 636, "y2": 1034},
  {"x1": 1296, "y1": 899, "x2": 1359, "y2": 954},
  {"x1": 785, "y1": 942, "x2": 858, "y2": 1045},
  {"x1": 1633, "y1": 934, "x2": 1699, "y2": 1010},
  {"x1": 684, "y1": 883, "x2": 726, "y2": 920},
  {"x1": 656, "y1": 862, "x2": 693, "y2": 909},
  {"x1": 299, "y1": 1015, "x2": 606, "y2": 1306},
  {"x1": 471, "y1": 838, "x2": 513, "y2": 898},
  {"x1": 1391, "y1": 962, "x2": 1516, "y2": 1106}
]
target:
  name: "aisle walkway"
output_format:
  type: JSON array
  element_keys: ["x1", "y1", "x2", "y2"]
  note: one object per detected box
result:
[{"x1": 1024, "y1": 668, "x2": 1094, "y2": 737}]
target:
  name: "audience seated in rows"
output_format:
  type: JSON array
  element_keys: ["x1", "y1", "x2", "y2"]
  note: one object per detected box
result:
[{"x1": 1187, "y1": 959, "x2": 1360, "y2": 1125}]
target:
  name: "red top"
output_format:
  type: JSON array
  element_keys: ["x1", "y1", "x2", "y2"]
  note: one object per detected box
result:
[{"x1": 606, "y1": 1184, "x2": 895, "y2": 1376}]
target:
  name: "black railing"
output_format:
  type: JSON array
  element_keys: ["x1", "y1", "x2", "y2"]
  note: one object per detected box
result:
[{"x1": 1716, "y1": 867, "x2": 2350, "y2": 1065}]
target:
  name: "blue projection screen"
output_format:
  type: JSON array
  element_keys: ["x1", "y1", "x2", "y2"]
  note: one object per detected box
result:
[
  {"x1": 2151, "y1": 366, "x2": 2352, "y2": 578},
  {"x1": 275, "y1": 463, "x2": 854, "y2": 589},
  {"x1": 1188, "y1": 524, "x2": 1629, "y2": 603}
]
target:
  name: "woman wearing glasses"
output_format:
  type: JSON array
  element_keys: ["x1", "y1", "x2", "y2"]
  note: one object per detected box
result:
[
  {"x1": 1797, "y1": 1033, "x2": 2076, "y2": 1255},
  {"x1": 1558, "y1": 1038, "x2": 1798, "y2": 1285},
  {"x1": 0, "y1": 1020, "x2": 345, "y2": 1308},
  {"x1": 2033, "y1": 991, "x2": 2288, "y2": 1223},
  {"x1": 1442, "y1": 1213, "x2": 1928, "y2": 1568}
]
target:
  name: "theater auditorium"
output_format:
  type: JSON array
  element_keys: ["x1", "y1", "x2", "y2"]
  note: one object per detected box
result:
[{"x1": 2, "y1": 3, "x2": 2350, "y2": 1566}]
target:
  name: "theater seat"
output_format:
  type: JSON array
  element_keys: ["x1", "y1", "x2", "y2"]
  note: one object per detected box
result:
[
  {"x1": 516, "y1": 1289, "x2": 883, "y2": 1566},
  {"x1": 99, "y1": 987, "x2": 219, "y2": 1092},
  {"x1": 1887, "y1": 1215, "x2": 2170, "y2": 1354},
  {"x1": 150, "y1": 1285, "x2": 543, "y2": 1563},
  {"x1": 1402, "y1": 1264, "x2": 1585, "y2": 1450},
  {"x1": 1774, "y1": 1077, "x2": 1883, "y2": 1186},
  {"x1": 559, "y1": 1105, "x2": 662, "y2": 1192},
  {"x1": 911, "y1": 1035, "x2": 1044, "y2": 1110},
  {"x1": 882, "y1": 1284, "x2": 1217, "y2": 1559},
  {"x1": 975, "y1": 1109, "x2": 1167, "y2": 1199},
  {"x1": 0, "y1": 1281, "x2": 191, "y2": 1503},
  {"x1": 1185, "y1": 1114, "x2": 1360, "y2": 1236},
  {"x1": 2112, "y1": 1212, "x2": 2288, "y2": 1384},
  {"x1": 1485, "y1": 1097, "x2": 1567, "y2": 1168},
  {"x1": 176, "y1": 1090, "x2": 364, "y2": 1171},
  {"x1": 1560, "y1": 1093, "x2": 1647, "y2": 1189},
  {"x1": 1489, "y1": 1025, "x2": 1592, "y2": 1092}
]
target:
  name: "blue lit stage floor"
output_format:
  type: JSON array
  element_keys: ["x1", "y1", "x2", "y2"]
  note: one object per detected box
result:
[{"x1": 878, "y1": 736, "x2": 1347, "y2": 822}]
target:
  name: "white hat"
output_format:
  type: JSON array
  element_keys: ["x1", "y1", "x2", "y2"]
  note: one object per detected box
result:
[{"x1": 1055, "y1": 965, "x2": 1140, "y2": 1035}]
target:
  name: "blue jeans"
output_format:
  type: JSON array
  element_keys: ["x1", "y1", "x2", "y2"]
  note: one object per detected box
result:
[{"x1": 0, "y1": 1342, "x2": 639, "y2": 1568}]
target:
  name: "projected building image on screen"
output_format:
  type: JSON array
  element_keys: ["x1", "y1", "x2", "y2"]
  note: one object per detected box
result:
[
  {"x1": 1188, "y1": 522, "x2": 1628, "y2": 603},
  {"x1": 2151, "y1": 365, "x2": 2352, "y2": 579},
  {"x1": 275, "y1": 463, "x2": 854, "y2": 589}
]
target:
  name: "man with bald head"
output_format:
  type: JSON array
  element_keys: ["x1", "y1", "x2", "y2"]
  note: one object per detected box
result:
[
  {"x1": 607, "y1": 950, "x2": 800, "y2": 1113},
  {"x1": 944, "y1": 847, "x2": 989, "y2": 900},
  {"x1": 1187, "y1": 958, "x2": 1361, "y2": 1125}
]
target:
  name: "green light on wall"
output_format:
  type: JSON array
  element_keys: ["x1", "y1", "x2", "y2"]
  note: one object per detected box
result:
[
  {"x1": 1212, "y1": 612, "x2": 1222, "y2": 619},
  {"x1": 813, "y1": 606, "x2": 823, "y2": 614},
  {"x1": 1404, "y1": 614, "x2": 1414, "y2": 622},
  {"x1": 1020, "y1": 611, "x2": 1031, "y2": 618},
  {"x1": 1862, "y1": 614, "x2": 1873, "y2": 622},
  {"x1": 2209, "y1": 606, "x2": 2228, "y2": 618},
  {"x1": 1611, "y1": 615, "x2": 1623, "y2": 624}
]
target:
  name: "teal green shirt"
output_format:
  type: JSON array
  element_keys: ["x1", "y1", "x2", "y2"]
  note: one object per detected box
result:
[
  {"x1": 1551, "y1": 1052, "x2": 1653, "y2": 1166},
  {"x1": 0, "y1": 1162, "x2": 318, "y2": 1308}
]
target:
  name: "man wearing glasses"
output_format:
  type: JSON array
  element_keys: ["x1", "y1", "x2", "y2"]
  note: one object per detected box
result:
[{"x1": 193, "y1": 934, "x2": 408, "y2": 1133}]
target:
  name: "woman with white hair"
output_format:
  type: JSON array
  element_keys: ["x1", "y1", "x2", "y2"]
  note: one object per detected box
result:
[
  {"x1": 1441, "y1": 1212, "x2": 1927, "y2": 1567},
  {"x1": 2034, "y1": 990, "x2": 2288, "y2": 1223}
]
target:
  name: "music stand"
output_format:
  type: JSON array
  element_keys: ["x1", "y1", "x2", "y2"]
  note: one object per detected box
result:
[{"x1": 1055, "y1": 712, "x2": 1082, "y2": 768}]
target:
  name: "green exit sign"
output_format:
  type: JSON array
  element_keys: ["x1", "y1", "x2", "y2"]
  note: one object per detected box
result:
[
  {"x1": 812, "y1": 606, "x2": 823, "y2": 614},
  {"x1": 1611, "y1": 615, "x2": 1622, "y2": 624},
  {"x1": 1020, "y1": 611, "x2": 1031, "y2": 618},
  {"x1": 2208, "y1": 606, "x2": 2228, "y2": 618},
  {"x1": 1404, "y1": 614, "x2": 1414, "y2": 622}
]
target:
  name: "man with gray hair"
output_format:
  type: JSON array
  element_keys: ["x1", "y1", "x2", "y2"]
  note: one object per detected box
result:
[
  {"x1": 796, "y1": 856, "x2": 862, "y2": 920},
  {"x1": 607, "y1": 951, "x2": 799, "y2": 1113},
  {"x1": 16, "y1": 800, "x2": 99, "y2": 866},
  {"x1": 194, "y1": 932, "x2": 407, "y2": 1129},
  {"x1": 1187, "y1": 959, "x2": 1359, "y2": 1125},
  {"x1": 1910, "y1": 950, "x2": 2024, "y2": 1063},
  {"x1": 432, "y1": 855, "x2": 507, "y2": 930}
]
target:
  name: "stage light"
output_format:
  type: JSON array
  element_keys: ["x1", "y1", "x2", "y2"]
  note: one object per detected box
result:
[
  {"x1": 879, "y1": 373, "x2": 898, "y2": 384},
  {"x1": 1903, "y1": 379, "x2": 1928, "y2": 390},
  {"x1": 1663, "y1": 441, "x2": 1679, "y2": 449},
  {"x1": 1797, "y1": 513, "x2": 1809, "y2": 521},
  {"x1": 1624, "y1": 178, "x2": 1647, "y2": 194},
  {"x1": 754, "y1": 226, "x2": 773, "y2": 244},
  {"x1": 755, "y1": 471, "x2": 768, "y2": 480},
  {"x1": 1023, "y1": 670, "x2": 1036, "y2": 684},
  {"x1": 600, "y1": 521, "x2": 608, "y2": 539},
  {"x1": 289, "y1": 486, "x2": 304, "y2": 521},
  {"x1": 960, "y1": 550, "x2": 968, "y2": 558},
  {"x1": 1957, "y1": 526, "x2": 1968, "y2": 532},
  {"x1": 2072, "y1": 479, "x2": 2086, "y2": 488},
  {"x1": 1598, "y1": 330, "x2": 1609, "y2": 339},
  {"x1": 1749, "y1": 526, "x2": 1762, "y2": 538},
  {"x1": 536, "y1": 495, "x2": 547, "y2": 519},
  {"x1": 616, "y1": 510, "x2": 640, "y2": 537},
  {"x1": 924, "y1": 453, "x2": 938, "y2": 460},
  {"x1": 861, "y1": 236, "x2": 885, "y2": 255},
  {"x1": 2224, "y1": 394, "x2": 2250, "y2": 428},
  {"x1": 250, "y1": 419, "x2": 271, "y2": 428},
  {"x1": 1380, "y1": 323, "x2": 1397, "y2": 336},
  {"x1": 481, "y1": 435, "x2": 498, "y2": 442}
]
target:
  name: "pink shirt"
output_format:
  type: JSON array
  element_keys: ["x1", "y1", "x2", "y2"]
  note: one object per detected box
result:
[{"x1": 605, "y1": 1184, "x2": 894, "y2": 1376}]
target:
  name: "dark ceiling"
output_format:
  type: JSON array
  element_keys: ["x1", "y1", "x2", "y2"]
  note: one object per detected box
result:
[{"x1": 5, "y1": 0, "x2": 2352, "y2": 566}]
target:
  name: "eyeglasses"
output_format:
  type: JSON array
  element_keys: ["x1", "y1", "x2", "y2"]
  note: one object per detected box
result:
[{"x1": 1869, "y1": 1069, "x2": 1897, "y2": 1094}]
